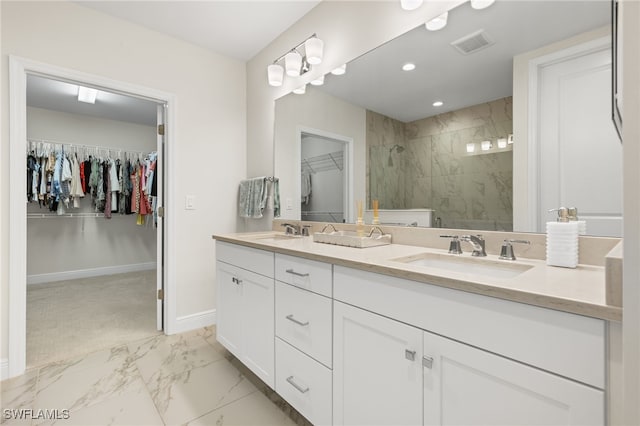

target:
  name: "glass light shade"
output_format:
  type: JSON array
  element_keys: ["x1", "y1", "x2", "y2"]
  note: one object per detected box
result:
[
  {"x1": 285, "y1": 51, "x2": 302, "y2": 77},
  {"x1": 293, "y1": 84, "x2": 306, "y2": 95},
  {"x1": 305, "y1": 37, "x2": 324, "y2": 65},
  {"x1": 401, "y1": 0, "x2": 423, "y2": 11},
  {"x1": 497, "y1": 138, "x2": 508, "y2": 148},
  {"x1": 267, "y1": 64, "x2": 284, "y2": 87},
  {"x1": 310, "y1": 75, "x2": 325, "y2": 86},
  {"x1": 77, "y1": 86, "x2": 98, "y2": 104},
  {"x1": 331, "y1": 64, "x2": 347, "y2": 75},
  {"x1": 471, "y1": 0, "x2": 495, "y2": 10},
  {"x1": 425, "y1": 12, "x2": 448, "y2": 31},
  {"x1": 466, "y1": 143, "x2": 476, "y2": 153},
  {"x1": 432, "y1": 101, "x2": 444, "y2": 107},
  {"x1": 402, "y1": 63, "x2": 416, "y2": 71},
  {"x1": 481, "y1": 140, "x2": 492, "y2": 151}
]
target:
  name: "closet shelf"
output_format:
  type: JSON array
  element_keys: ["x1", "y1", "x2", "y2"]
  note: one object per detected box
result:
[{"x1": 302, "y1": 151, "x2": 343, "y2": 174}]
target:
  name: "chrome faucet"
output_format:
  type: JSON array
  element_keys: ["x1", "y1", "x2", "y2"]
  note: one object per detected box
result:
[
  {"x1": 281, "y1": 223, "x2": 301, "y2": 236},
  {"x1": 461, "y1": 235, "x2": 487, "y2": 257}
]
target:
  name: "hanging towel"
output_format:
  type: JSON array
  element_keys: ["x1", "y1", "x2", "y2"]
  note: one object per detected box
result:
[
  {"x1": 273, "y1": 178, "x2": 281, "y2": 218},
  {"x1": 301, "y1": 171, "x2": 312, "y2": 205},
  {"x1": 239, "y1": 177, "x2": 268, "y2": 219}
]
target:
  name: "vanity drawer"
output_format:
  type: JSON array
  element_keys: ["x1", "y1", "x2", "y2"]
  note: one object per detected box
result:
[
  {"x1": 275, "y1": 337, "x2": 332, "y2": 426},
  {"x1": 275, "y1": 253, "x2": 332, "y2": 297},
  {"x1": 275, "y1": 281, "x2": 332, "y2": 367},
  {"x1": 216, "y1": 241, "x2": 274, "y2": 278}
]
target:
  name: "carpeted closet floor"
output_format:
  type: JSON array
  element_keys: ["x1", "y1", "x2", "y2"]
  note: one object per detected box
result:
[{"x1": 26, "y1": 270, "x2": 160, "y2": 368}]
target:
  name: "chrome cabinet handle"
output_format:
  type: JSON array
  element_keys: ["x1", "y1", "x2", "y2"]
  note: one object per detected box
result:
[
  {"x1": 422, "y1": 356, "x2": 434, "y2": 369},
  {"x1": 286, "y1": 314, "x2": 309, "y2": 326},
  {"x1": 405, "y1": 349, "x2": 416, "y2": 361},
  {"x1": 286, "y1": 376, "x2": 309, "y2": 394},
  {"x1": 231, "y1": 277, "x2": 242, "y2": 285},
  {"x1": 285, "y1": 269, "x2": 310, "y2": 277}
]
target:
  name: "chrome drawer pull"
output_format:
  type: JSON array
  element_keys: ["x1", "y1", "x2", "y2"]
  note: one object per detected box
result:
[
  {"x1": 231, "y1": 277, "x2": 242, "y2": 285},
  {"x1": 286, "y1": 376, "x2": 309, "y2": 394},
  {"x1": 422, "y1": 356, "x2": 434, "y2": 369},
  {"x1": 286, "y1": 314, "x2": 309, "y2": 326},
  {"x1": 405, "y1": 349, "x2": 416, "y2": 361},
  {"x1": 285, "y1": 269, "x2": 310, "y2": 277}
]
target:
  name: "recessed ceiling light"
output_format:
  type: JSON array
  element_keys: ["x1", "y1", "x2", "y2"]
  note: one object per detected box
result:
[
  {"x1": 402, "y1": 63, "x2": 416, "y2": 71},
  {"x1": 432, "y1": 101, "x2": 444, "y2": 107}
]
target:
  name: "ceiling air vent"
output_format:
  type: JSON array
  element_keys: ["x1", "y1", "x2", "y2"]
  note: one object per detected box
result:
[{"x1": 451, "y1": 29, "x2": 494, "y2": 55}]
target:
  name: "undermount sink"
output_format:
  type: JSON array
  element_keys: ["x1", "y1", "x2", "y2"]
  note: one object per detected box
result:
[
  {"x1": 391, "y1": 252, "x2": 533, "y2": 279},
  {"x1": 251, "y1": 233, "x2": 301, "y2": 243}
]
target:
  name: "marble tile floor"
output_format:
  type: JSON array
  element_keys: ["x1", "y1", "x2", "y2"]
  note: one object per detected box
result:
[{"x1": 1, "y1": 326, "x2": 311, "y2": 426}]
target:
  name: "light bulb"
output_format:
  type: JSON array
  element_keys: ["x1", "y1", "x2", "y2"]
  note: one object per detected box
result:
[
  {"x1": 401, "y1": 0, "x2": 423, "y2": 11},
  {"x1": 310, "y1": 75, "x2": 325, "y2": 86},
  {"x1": 471, "y1": 0, "x2": 495, "y2": 10},
  {"x1": 426, "y1": 12, "x2": 448, "y2": 31},
  {"x1": 466, "y1": 143, "x2": 476, "y2": 153},
  {"x1": 331, "y1": 64, "x2": 347, "y2": 75},
  {"x1": 497, "y1": 138, "x2": 507, "y2": 148},
  {"x1": 402, "y1": 63, "x2": 416, "y2": 71},
  {"x1": 267, "y1": 64, "x2": 284, "y2": 87},
  {"x1": 285, "y1": 51, "x2": 302, "y2": 77},
  {"x1": 481, "y1": 140, "x2": 492, "y2": 151},
  {"x1": 293, "y1": 84, "x2": 306, "y2": 95},
  {"x1": 305, "y1": 37, "x2": 324, "y2": 65}
]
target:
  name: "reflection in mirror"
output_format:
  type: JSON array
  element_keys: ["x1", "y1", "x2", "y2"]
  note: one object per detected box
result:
[{"x1": 274, "y1": 0, "x2": 619, "y2": 235}]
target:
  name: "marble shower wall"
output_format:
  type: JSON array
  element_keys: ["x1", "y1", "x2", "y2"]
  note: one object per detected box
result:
[{"x1": 367, "y1": 97, "x2": 513, "y2": 231}]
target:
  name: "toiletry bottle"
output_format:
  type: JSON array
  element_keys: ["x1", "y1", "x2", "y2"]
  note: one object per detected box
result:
[
  {"x1": 356, "y1": 200, "x2": 365, "y2": 237},
  {"x1": 546, "y1": 207, "x2": 579, "y2": 268},
  {"x1": 568, "y1": 207, "x2": 587, "y2": 235},
  {"x1": 372, "y1": 199, "x2": 380, "y2": 225}
]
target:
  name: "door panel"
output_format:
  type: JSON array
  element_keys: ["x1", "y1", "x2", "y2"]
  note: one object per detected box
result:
[{"x1": 156, "y1": 103, "x2": 165, "y2": 330}]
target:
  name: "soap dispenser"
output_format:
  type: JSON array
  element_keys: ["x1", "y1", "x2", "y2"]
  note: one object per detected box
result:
[
  {"x1": 568, "y1": 207, "x2": 587, "y2": 235},
  {"x1": 546, "y1": 207, "x2": 579, "y2": 268}
]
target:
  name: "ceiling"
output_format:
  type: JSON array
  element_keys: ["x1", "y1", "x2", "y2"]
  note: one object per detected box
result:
[
  {"x1": 28, "y1": 0, "x2": 321, "y2": 126},
  {"x1": 318, "y1": 0, "x2": 610, "y2": 122}
]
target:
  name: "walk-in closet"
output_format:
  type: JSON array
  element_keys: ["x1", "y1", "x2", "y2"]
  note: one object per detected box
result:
[{"x1": 25, "y1": 75, "x2": 163, "y2": 367}]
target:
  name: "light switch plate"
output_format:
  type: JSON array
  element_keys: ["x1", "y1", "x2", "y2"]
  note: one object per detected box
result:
[
  {"x1": 185, "y1": 195, "x2": 196, "y2": 210},
  {"x1": 286, "y1": 197, "x2": 293, "y2": 210}
]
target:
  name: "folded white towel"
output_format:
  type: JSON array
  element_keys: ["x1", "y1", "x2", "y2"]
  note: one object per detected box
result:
[{"x1": 239, "y1": 177, "x2": 268, "y2": 219}]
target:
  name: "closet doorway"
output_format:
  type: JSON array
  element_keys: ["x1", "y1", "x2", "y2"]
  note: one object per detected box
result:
[{"x1": 8, "y1": 56, "x2": 175, "y2": 377}]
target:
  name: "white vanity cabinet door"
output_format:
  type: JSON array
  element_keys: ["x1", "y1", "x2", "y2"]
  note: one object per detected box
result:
[
  {"x1": 275, "y1": 254, "x2": 332, "y2": 297},
  {"x1": 423, "y1": 331, "x2": 605, "y2": 426},
  {"x1": 216, "y1": 261, "x2": 275, "y2": 388},
  {"x1": 275, "y1": 281, "x2": 332, "y2": 368},
  {"x1": 333, "y1": 301, "x2": 423, "y2": 426}
]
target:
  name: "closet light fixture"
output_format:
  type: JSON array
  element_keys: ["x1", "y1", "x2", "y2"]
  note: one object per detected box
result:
[
  {"x1": 77, "y1": 86, "x2": 98, "y2": 104},
  {"x1": 470, "y1": 0, "x2": 495, "y2": 10},
  {"x1": 481, "y1": 140, "x2": 492, "y2": 151},
  {"x1": 267, "y1": 33, "x2": 324, "y2": 87},
  {"x1": 331, "y1": 64, "x2": 347, "y2": 75},
  {"x1": 426, "y1": 12, "x2": 448, "y2": 31},
  {"x1": 400, "y1": 0, "x2": 423, "y2": 11},
  {"x1": 497, "y1": 137, "x2": 508, "y2": 148},
  {"x1": 466, "y1": 143, "x2": 476, "y2": 153}
]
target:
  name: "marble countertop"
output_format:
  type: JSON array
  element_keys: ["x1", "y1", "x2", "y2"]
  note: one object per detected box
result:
[{"x1": 213, "y1": 231, "x2": 622, "y2": 322}]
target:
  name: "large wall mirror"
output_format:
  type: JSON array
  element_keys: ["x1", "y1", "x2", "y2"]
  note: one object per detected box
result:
[{"x1": 274, "y1": 0, "x2": 621, "y2": 237}]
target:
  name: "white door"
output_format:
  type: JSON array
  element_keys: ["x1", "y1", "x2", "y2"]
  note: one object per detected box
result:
[
  {"x1": 423, "y1": 331, "x2": 604, "y2": 426},
  {"x1": 156, "y1": 104, "x2": 165, "y2": 330},
  {"x1": 333, "y1": 301, "x2": 423, "y2": 426},
  {"x1": 538, "y1": 41, "x2": 622, "y2": 236}
]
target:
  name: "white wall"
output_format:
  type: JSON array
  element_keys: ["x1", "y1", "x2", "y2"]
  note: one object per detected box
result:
[
  {"x1": 275, "y1": 87, "x2": 366, "y2": 222},
  {"x1": 247, "y1": 0, "x2": 465, "y2": 231},
  {"x1": 26, "y1": 107, "x2": 157, "y2": 280},
  {"x1": 1, "y1": 1, "x2": 246, "y2": 362}
]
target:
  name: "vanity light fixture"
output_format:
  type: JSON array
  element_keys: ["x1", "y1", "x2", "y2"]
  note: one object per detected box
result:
[
  {"x1": 470, "y1": 0, "x2": 495, "y2": 10},
  {"x1": 77, "y1": 86, "x2": 98, "y2": 104},
  {"x1": 481, "y1": 140, "x2": 493, "y2": 151},
  {"x1": 310, "y1": 75, "x2": 325, "y2": 86},
  {"x1": 293, "y1": 84, "x2": 307, "y2": 95},
  {"x1": 497, "y1": 137, "x2": 508, "y2": 148},
  {"x1": 426, "y1": 12, "x2": 448, "y2": 31},
  {"x1": 400, "y1": 0, "x2": 423, "y2": 11},
  {"x1": 267, "y1": 33, "x2": 323, "y2": 87},
  {"x1": 402, "y1": 63, "x2": 416, "y2": 71},
  {"x1": 466, "y1": 143, "x2": 476, "y2": 153},
  {"x1": 331, "y1": 64, "x2": 347, "y2": 75},
  {"x1": 432, "y1": 101, "x2": 444, "y2": 107}
]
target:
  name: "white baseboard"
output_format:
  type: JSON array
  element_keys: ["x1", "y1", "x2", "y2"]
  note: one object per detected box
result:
[
  {"x1": 1, "y1": 358, "x2": 9, "y2": 381},
  {"x1": 168, "y1": 309, "x2": 216, "y2": 335},
  {"x1": 27, "y1": 262, "x2": 157, "y2": 285}
]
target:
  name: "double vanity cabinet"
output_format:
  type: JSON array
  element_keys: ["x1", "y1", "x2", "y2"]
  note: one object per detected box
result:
[{"x1": 215, "y1": 237, "x2": 610, "y2": 426}]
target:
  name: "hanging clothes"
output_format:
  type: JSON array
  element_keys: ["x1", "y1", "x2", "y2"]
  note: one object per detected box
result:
[{"x1": 70, "y1": 155, "x2": 85, "y2": 208}]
